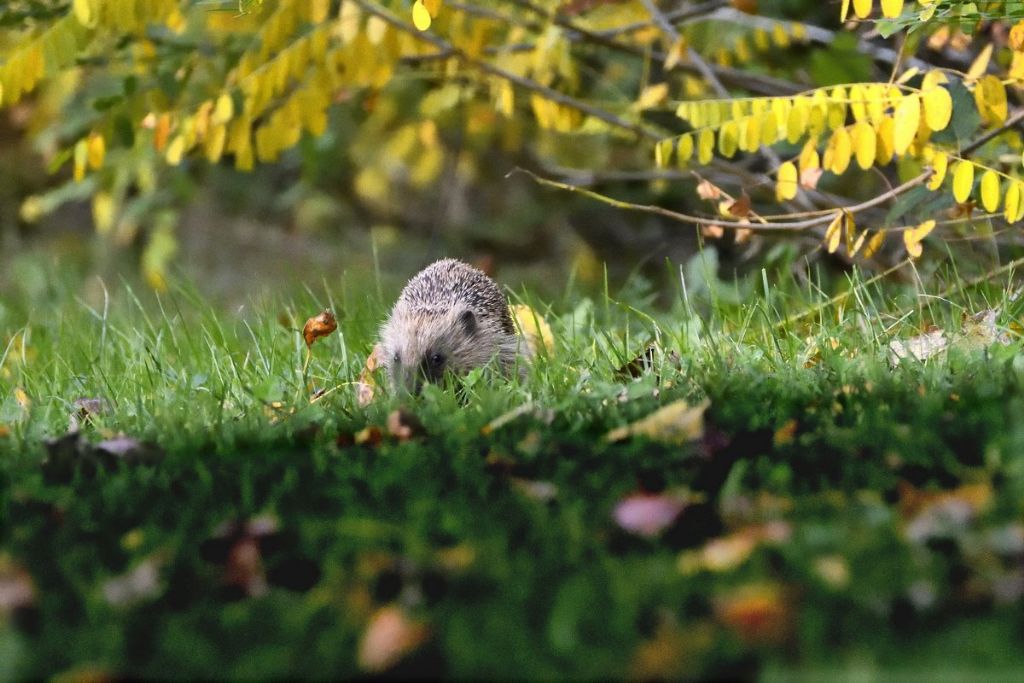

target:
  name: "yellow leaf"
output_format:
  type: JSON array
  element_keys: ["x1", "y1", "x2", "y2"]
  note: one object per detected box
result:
[
  {"x1": 73, "y1": 139, "x2": 87, "y2": 182},
  {"x1": 823, "y1": 127, "x2": 852, "y2": 175},
  {"x1": 852, "y1": 0, "x2": 872, "y2": 20},
  {"x1": 825, "y1": 212, "x2": 843, "y2": 254},
  {"x1": 1003, "y1": 181, "x2": 1022, "y2": 223},
  {"x1": 205, "y1": 123, "x2": 226, "y2": 162},
  {"x1": 848, "y1": 84, "x2": 867, "y2": 121},
  {"x1": 166, "y1": 135, "x2": 186, "y2": 166},
  {"x1": 339, "y1": 1, "x2": 361, "y2": 43},
  {"x1": 980, "y1": 170, "x2": 1001, "y2": 213},
  {"x1": 776, "y1": 161, "x2": 798, "y2": 202},
  {"x1": 927, "y1": 151, "x2": 947, "y2": 190},
  {"x1": 655, "y1": 138, "x2": 673, "y2": 168},
  {"x1": 903, "y1": 219, "x2": 936, "y2": 258},
  {"x1": 412, "y1": 1, "x2": 431, "y2": 31},
  {"x1": 853, "y1": 121, "x2": 876, "y2": 170},
  {"x1": 677, "y1": 134, "x2": 694, "y2": 164},
  {"x1": 881, "y1": 0, "x2": 903, "y2": 18},
  {"x1": 698, "y1": 128, "x2": 715, "y2": 165},
  {"x1": 922, "y1": 84, "x2": 952, "y2": 132},
  {"x1": 637, "y1": 83, "x2": 668, "y2": 110},
  {"x1": 606, "y1": 398, "x2": 709, "y2": 445},
  {"x1": 892, "y1": 95, "x2": 920, "y2": 156},
  {"x1": 1010, "y1": 21, "x2": 1024, "y2": 52},
  {"x1": 799, "y1": 137, "x2": 820, "y2": 172},
  {"x1": 841, "y1": 0, "x2": 851, "y2": 22},
  {"x1": 786, "y1": 100, "x2": 808, "y2": 143},
  {"x1": 92, "y1": 191, "x2": 116, "y2": 234},
  {"x1": 14, "y1": 387, "x2": 30, "y2": 410},
  {"x1": 876, "y1": 116, "x2": 895, "y2": 165},
  {"x1": 966, "y1": 44, "x2": 993, "y2": 83},
  {"x1": 976, "y1": 75, "x2": 1008, "y2": 126},
  {"x1": 952, "y1": 160, "x2": 974, "y2": 204},
  {"x1": 86, "y1": 133, "x2": 105, "y2": 170},
  {"x1": 743, "y1": 115, "x2": 762, "y2": 151},
  {"x1": 510, "y1": 304, "x2": 554, "y2": 356},
  {"x1": 310, "y1": 0, "x2": 330, "y2": 23},
  {"x1": 850, "y1": 228, "x2": 867, "y2": 257},
  {"x1": 718, "y1": 121, "x2": 739, "y2": 158},
  {"x1": 863, "y1": 231, "x2": 886, "y2": 258},
  {"x1": 213, "y1": 94, "x2": 234, "y2": 124},
  {"x1": 844, "y1": 211, "x2": 858, "y2": 253},
  {"x1": 73, "y1": 0, "x2": 97, "y2": 28}
]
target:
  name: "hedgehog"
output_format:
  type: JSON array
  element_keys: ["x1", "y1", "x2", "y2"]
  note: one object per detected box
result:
[{"x1": 379, "y1": 259, "x2": 521, "y2": 393}]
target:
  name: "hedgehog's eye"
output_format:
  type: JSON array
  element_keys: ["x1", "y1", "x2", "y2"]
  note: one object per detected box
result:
[
  {"x1": 429, "y1": 352, "x2": 445, "y2": 367},
  {"x1": 392, "y1": 352, "x2": 400, "y2": 364}
]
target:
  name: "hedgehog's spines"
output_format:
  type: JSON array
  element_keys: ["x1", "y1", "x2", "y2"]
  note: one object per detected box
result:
[{"x1": 380, "y1": 259, "x2": 521, "y2": 391}]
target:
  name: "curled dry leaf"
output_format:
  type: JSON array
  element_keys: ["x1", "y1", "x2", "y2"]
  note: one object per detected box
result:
[
  {"x1": 302, "y1": 309, "x2": 337, "y2": 347},
  {"x1": 613, "y1": 492, "x2": 689, "y2": 538},
  {"x1": 357, "y1": 344, "x2": 382, "y2": 407},
  {"x1": 696, "y1": 179, "x2": 721, "y2": 200},
  {"x1": 800, "y1": 166, "x2": 824, "y2": 190},
  {"x1": 726, "y1": 194, "x2": 752, "y2": 219},
  {"x1": 615, "y1": 342, "x2": 682, "y2": 381},
  {"x1": 357, "y1": 605, "x2": 431, "y2": 673},
  {"x1": 606, "y1": 398, "x2": 709, "y2": 445}
]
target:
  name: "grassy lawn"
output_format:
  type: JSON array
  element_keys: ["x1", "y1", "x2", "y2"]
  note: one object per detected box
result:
[{"x1": 3, "y1": 260, "x2": 1024, "y2": 679}]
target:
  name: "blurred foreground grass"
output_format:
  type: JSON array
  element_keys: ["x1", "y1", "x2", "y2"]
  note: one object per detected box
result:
[{"x1": 2, "y1": 258, "x2": 1024, "y2": 678}]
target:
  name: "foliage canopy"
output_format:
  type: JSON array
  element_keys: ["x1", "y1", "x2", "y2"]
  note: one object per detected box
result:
[{"x1": 2, "y1": 1, "x2": 1024, "y2": 285}]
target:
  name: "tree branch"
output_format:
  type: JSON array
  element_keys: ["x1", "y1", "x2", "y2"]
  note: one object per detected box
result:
[
  {"x1": 511, "y1": 168, "x2": 933, "y2": 232},
  {"x1": 352, "y1": 0, "x2": 662, "y2": 141}
]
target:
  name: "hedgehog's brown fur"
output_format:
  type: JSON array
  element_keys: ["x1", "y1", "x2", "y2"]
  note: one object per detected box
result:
[{"x1": 380, "y1": 259, "x2": 520, "y2": 392}]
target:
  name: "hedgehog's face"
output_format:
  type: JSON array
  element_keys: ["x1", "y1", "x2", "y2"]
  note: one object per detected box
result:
[{"x1": 381, "y1": 306, "x2": 479, "y2": 394}]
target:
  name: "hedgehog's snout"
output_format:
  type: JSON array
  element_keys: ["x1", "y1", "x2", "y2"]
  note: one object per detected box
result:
[{"x1": 387, "y1": 345, "x2": 448, "y2": 395}]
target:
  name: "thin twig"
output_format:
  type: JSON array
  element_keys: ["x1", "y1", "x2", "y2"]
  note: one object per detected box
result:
[
  {"x1": 961, "y1": 109, "x2": 1024, "y2": 156},
  {"x1": 638, "y1": 0, "x2": 728, "y2": 98},
  {"x1": 511, "y1": 168, "x2": 932, "y2": 232}
]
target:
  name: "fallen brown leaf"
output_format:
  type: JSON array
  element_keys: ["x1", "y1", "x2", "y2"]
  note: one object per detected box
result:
[
  {"x1": 302, "y1": 310, "x2": 337, "y2": 347},
  {"x1": 606, "y1": 398, "x2": 709, "y2": 445},
  {"x1": 357, "y1": 605, "x2": 431, "y2": 673}
]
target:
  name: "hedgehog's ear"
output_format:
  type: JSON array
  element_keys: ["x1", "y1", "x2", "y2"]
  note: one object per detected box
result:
[{"x1": 458, "y1": 309, "x2": 477, "y2": 336}]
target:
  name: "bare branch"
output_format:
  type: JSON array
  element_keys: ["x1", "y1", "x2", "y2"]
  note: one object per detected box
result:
[{"x1": 511, "y1": 168, "x2": 933, "y2": 232}]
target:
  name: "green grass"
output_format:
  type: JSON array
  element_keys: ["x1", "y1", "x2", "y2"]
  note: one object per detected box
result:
[{"x1": 3, "y1": 256, "x2": 1024, "y2": 679}]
